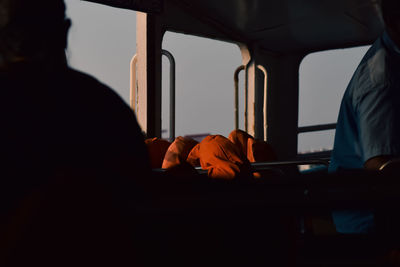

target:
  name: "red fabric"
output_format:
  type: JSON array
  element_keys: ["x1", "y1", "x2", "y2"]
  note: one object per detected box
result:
[
  {"x1": 187, "y1": 135, "x2": 250, "y2": 180},
  {"x1": 144, "y1": 138, "x2": 171, "y2": 168},
  {"x1": 162, "y1": 136, "x2": 198, "y2": 169}
]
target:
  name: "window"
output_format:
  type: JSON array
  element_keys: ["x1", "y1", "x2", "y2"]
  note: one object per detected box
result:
[
  {"x1": 162, "y1": 32, "x2": 242, "y2": 139},
  {"x1": 66, "y1": 0, "x2": 136, "y2": 103},
  {"x1": 298, "y1": 45, "x2": 370, "y2": 154}
]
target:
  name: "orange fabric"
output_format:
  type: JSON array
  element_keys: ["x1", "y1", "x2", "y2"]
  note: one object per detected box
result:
[
  {"x1": 144, "y1": 138, "x2": 171, "y2": 168},
  {"x1": 228, "y1": 129, "x2": 253, "y2": 157},
  {"x1": 162, "y1": 136, "x2": 198, "y2": 169},
  {"x1": 248, "y1": 138, "x2": 277, "y2": 178},
  {"x1": 188, "y1": 135, "x2": 250, "y2": 180},
  {"x1": 187, "y1": 143, "x2": 201, "y2": 167},
  {"x1": 229, "y1": 129, "x2": 277, "y2": 178},
  {"x1": 247, "y1": 139, "x2": 277, "y2": 163},
  {"x1": 228, "y1": 129, "x2": 277, "y2": 163}
]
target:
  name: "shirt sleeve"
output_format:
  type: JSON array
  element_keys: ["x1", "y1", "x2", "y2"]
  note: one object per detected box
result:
[{"x1": 356, "y1": 83, "x2": 400, "y2": 162}]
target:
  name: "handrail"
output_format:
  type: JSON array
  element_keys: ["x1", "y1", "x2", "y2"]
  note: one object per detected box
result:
[
  {"x1": 151, "y1": 159, "x2": 329, "y2": 174},
  {"x1": 244, "y1": 64, "x2": 248, "y2": 132},
  {"x1": 298, "y1": 123, "x2": 336, "y2": 133},
  {"x1": 192, "y1": 160, "x2": 329, "y2": 173},
  {"x1": 130, "y1": 54, "x2": 138, "y2": 112},
  {"x1": 257, "y1": 65, "x2": 268, "y2": 141},
  {"x1": 250, "y1": 159, "x2": 330, "y2": 168},
  {"x1": 130, "y1": 51, "x2": 176, "y2": 141},
  {"x1": 234, "y1": 65, "x2": 245, "y2": 130},
  {"x1": 162, "y1": 49, "x2": 176, "y2": 141},
  {"x1": 194, "y1": 160, "x2": 329, "y2": 173}
]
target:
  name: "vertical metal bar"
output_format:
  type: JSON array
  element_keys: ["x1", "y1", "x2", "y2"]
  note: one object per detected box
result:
[
  {"x1": 257, "y1": 64, "x2": 268, "y2": 141},
  {"x1": 234, "y1": 65, "x2": 245, "y2": 130},
  {"x1": 130, "y1": 54, "x2": 138, "y2": 112},
  {"x1": 244, "y1": 64, "x2": 248, "y2": 132},
  {"x1": 161, "y1": 49, "x2": 176, "y2": 141}
]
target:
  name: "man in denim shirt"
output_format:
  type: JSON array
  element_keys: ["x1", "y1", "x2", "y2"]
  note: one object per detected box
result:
[{"x1": 330, "y1": 0, "x2": 400, "y2": 233}]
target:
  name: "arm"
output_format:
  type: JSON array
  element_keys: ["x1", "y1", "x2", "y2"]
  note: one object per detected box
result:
[
  {"x1": 364, "y1": 155, "x2": 394, "y2": 170},
  {"x1": 357, "y1": 83, "x2": 400, "y2": 171}
]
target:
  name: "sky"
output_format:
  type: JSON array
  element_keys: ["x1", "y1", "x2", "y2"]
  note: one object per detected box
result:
[{"x1": 65, "y1": 0, "x2": 370, "y2": 153}]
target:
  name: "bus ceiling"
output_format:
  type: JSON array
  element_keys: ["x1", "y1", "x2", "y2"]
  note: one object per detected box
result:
[{"x1": 82, "y1": 0, "x2": 383, "y2": 53}]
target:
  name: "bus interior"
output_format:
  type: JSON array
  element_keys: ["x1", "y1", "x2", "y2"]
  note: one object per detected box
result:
[{"x1": 30, "y1": 0, "x2": 400, "y2": 266}]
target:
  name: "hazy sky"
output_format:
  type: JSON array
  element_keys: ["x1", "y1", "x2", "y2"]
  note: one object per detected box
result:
[{"x1": 65, "y1": 0, "x2": 370, "y2": 153}]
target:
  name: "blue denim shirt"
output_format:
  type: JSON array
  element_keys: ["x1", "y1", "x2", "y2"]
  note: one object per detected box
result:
[{"x1": 329, "y1": 32, "x2": 400, "y2": 233}]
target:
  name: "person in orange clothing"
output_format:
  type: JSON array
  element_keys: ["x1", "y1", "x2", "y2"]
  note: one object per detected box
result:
[
  {"x1": 228, "y1": 129, "x2": 277, "y2": 163},
  {"x1": 162, "y1": 136, "x2": 198, "y2": 169},
  {"x1": 228, "y1": 130, "x2": 277, "y2": 178},
  {"x1": 227, "y1": 129, "x2": 253, "y2": 158},
  {"x1": 187, "y1": 135, "x2": 251, "y2": 180},
  {"x1": 144, "y1": 138, "x2": 171, "y2": 168},
  {"x1": 247, "y1": 138, "x2": 277, "y2": 163}
]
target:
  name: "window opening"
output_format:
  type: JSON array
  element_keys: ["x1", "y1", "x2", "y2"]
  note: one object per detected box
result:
[
  {"x1": 161, "y1": 32, "x2": 242, "y2": 139},
  {"x1": 298, "y1": 45, "x2": 370, "y2": 154},
  {"x1": 66, "y1": 0, "x2": 136, "y2": 104}
]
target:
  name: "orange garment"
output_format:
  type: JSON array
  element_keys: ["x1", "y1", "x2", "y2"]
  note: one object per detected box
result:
[
  {"x1": 229, "y1": 129, "x2": 277, "y2": 178},
  {"x1": 228, "y1": 129, "x2": 253, "y2": 157},
  {"x1": 247, "y1": 139, "x2": 277, "y2": 163},
  {"x1": 187, "y1": 135, "x2": 250, "y2": 179},
  {"x1": 228, "y1": 129, "x2": 277, "y2": 163},
  {"x1": 144, "y1": 138, "x2": 171, "y2": 168},
  {"x1": 248, "y1": 139, "x2": 278, "y2": 178},
  {"x1": 187, "y1": 143, "x2": 201, "y2": 167},
  {"x1": 162, "y1": 136, "x2": 198, "y2": 169}
]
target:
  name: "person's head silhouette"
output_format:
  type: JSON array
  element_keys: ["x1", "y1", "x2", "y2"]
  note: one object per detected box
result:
[{"x1": 0, "y1": 0, "x2": 70, "y2": 68}]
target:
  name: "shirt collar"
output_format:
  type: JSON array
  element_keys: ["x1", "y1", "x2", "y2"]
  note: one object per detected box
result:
[{"x1": 382, "y1": 31, "x2": 400, "y2": 55}]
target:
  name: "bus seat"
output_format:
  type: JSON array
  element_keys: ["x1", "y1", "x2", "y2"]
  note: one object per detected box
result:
[
  {"x1": 0, "y1": 171, "x2": 140, "y2": 266},
  {"x1": 162, "y1": 136, "x2": 198, "y2": 169},
  {"x1": 187, "y1": 135, "x2": 251, "y2": 179},
  {"x1": 145, "y1": 137, "x2": 171, "y2": 168}
]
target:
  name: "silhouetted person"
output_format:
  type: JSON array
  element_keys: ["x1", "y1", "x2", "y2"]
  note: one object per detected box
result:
[
  {"x1": 329, "y1": 0, "x2": 400, "y2": 234},
  {"x1": 0, "y1": 0, "x2": 150, "y2": 265}
]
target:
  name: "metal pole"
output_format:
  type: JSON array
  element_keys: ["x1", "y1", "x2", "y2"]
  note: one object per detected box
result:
[
  {"x1": 257, "y1": 64, "x2": 268, "y2": 141},
  {"x1": 162, "y1": 49, "x2": 176, "y2": 141},
  {"x1": 298, "y1": 123, "x2": 336, "y2": 133},
  {"x1": 244, "y1": 64, "x2": 249, "y2": 132},
  {"x1": 234, "y1": 65, "x2": 245, "y2": 130}
]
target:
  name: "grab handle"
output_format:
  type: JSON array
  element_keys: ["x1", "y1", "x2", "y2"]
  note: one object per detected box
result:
[
  {"x1": 162, "y1": 49, "x2": 176, "y2": 141},
  {"x1": 234, "y1": 65, "x2": 245, "y2": 130},
  {"x1": 257, "y1": 64, "x2": 268, "y2": 140}
]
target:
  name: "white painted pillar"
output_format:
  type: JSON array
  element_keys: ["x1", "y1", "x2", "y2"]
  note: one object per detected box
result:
[{"x1": 136, "y1": 12, "x2": 164, "y2": 137}]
